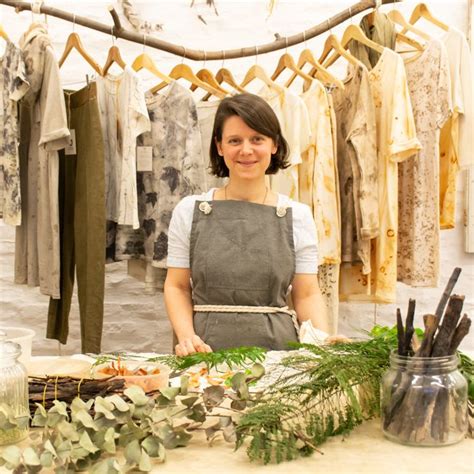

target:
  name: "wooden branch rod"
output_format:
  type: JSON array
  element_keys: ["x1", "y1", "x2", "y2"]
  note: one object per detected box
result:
[{"x1": 0, "y1": 0, "x2": 401, "y2": 60}]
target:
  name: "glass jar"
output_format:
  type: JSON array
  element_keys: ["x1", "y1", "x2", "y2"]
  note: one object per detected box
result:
[
  {"x1": 0, "y1": 341, "x2": 29, "y2": 445},
  {"x1": 381, "y1": 351, "x2": 467, "y2": 446}
]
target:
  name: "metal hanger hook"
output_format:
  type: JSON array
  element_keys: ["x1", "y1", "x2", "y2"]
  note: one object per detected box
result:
[
  {"x1": 302, "y1": 29, "x2": 307, "y2": 49},
  {"x1": 110, "y1": 26, "x2": 115, "y2": 46},
  {"x1": 285, "y1": 36, "x2": 288, "y2": 54},
  {"x1": 203, "y1": 50, "x2": 207, "y2": 69},
  {"x1": 143, "y1": 33, "x2": 147, "y2": 53},
  {"x1": 349, "y1": 6, "x2": 353, "y2": 24},
  {"x1": 72, "y1": 14, "x2": 76, "y2": 32},
  {"x1": 182, "y1": 46, "x2": 186, "y2": 64},
  {"x1": 255, "y1": 45, "x2": 259, "y2": 65},
  {"x1": 221, "y1": 49, "x2": 225, "y2": 69}
]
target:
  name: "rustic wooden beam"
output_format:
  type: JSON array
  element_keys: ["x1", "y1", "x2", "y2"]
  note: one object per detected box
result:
[{"x1": 0, "y1": 0, "x2": 401, "y2": 60}]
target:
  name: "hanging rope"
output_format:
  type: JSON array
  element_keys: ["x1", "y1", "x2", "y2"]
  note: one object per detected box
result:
[{"x1": 0, "y1": 0, "x2": 400, "y2": 60}]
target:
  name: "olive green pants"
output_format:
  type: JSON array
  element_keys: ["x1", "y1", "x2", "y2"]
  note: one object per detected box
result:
[{"x1": 47, "y1": 83, "x2": 105, "y2": 353}]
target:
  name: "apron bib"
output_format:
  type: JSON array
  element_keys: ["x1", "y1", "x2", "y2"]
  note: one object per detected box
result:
[{"x1": 190, "y1": 199, "x2": 298, "y2": 350}]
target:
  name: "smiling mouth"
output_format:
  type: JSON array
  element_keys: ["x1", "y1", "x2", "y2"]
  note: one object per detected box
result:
[{"x1": 237, "y1": 161, "x2": 257, "y2": 166}]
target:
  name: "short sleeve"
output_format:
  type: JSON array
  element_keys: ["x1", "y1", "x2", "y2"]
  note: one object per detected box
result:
[
  {"x1": 388, "y1": 57, "x2": 421, "y2": 163},
  {"x1": 130, "y1": 73, "x2": 151, "y2": 138},
  {"x1": 38, "y1": 46, "x2": 70, "y2": 150},
  {"x1": 9, "y1": 47, "x2": 29, "y2": 102},
  {"x1": 166, "y1": 196, "x2": 195, "y2": 268},
  {"x1": 293, "y1": 203, "x2": 319, "y2": 274}
]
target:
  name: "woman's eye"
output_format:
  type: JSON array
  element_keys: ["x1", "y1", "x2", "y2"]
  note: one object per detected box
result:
[
  {"x1": 228, "y1": 138, "x2": 240, "y2": 144},
  {"x1": 252, "y1": 136, "x2": 264, "y2": 142}
]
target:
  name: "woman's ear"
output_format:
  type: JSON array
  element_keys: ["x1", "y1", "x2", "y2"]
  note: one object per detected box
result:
[
  {"x1": 215, "y1": 137, "x2": 223, "y2": 156},
  {"x1": 271, "y1": 140, "x2": 278, "y2": 155}
]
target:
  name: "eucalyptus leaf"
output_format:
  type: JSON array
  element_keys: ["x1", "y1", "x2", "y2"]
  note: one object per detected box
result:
[
  {"x1": 138, "y1": 448, "x2": 152, "y2": 472},
  {"x1": 188, "y1": 403, "x2": 206, "y2": 423},
  {"x1": 124, "y1": 439, "x2": 141, "y2": 464},
  {"x1": 106, "y1": 394, "x2": 130, "y2": 413},
  {"x1": 50, "y1": 400, "x2": 69, "y2": 417},
  {"x1": 203, "y1": 385, "x2": 225, "y2": 407},
  {"x1": 230, "y1": 399, "x2": 247, "y2": 411},
  {"x1": 55, "y1": 439, "x2": 73, "y2": 462},
  {"x1": 32, "y1": 404, "x2": 48, "y2": 427},
  {"x1": 70, "y1": 397, "x2": 93, "y2": 414},
  {"x1": 73, "y1": 409, "x2": 98, "y2": 430},
  {"x1": 231, "y1": 373, "x2": 249, "y2": 400},
  {"x1": 23, "y1": 447, "x2": 41, "y2": 466},
  {"x1": 102, "y1": 427, "x2": 118, "y2": 454},
  {"x1": 141, "y1": 436, "x2": 163, "y2": 458},
  {"x1": 43, "y1": 440, "x2": 57, "y2": 457},
  {"x1": 56, "y1": 420, "x2": 79, "y2": 441},
  {"x1": 222, "y1": 424, "x2": 236, "y2": 443},
  {"x1": 159, "y1": 387, "x2": 180, "y2": 401},
  {"x1": 39, "y1": 450, "x2": 53, "y2": 468},
  {"x1": 0, "y1": 445, "x2": 21, "y2": 467},
  {"x1": 247, "y1": 363, "x2": 265, "y2": 380},
  {"x1": 180, "y1": 375, "x2": 189, "y2": 395},
  {"x1": 94, "y1": 397, "x2": 115, "y2": 420},
  {"x1": 79, "y1": 431, "x2": 100, "y2": 454},
  {"x1": 0, "y1": 410, "x2": 16, "y2": 430},
  {"x1": 90, "y1": 458, "x2": 123, "y2": 474},
  {"x1": 124, "y1": 386, "x2": 149, "y2": 406},
  {"x1": 180, "y1": 396, "x2": 199, "y2": 408},
  {"x1": 150, "y1": 407, "x2": 169, "y2": 424}
]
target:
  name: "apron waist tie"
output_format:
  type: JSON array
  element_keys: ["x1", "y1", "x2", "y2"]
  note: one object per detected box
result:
[{"x1": 193, "y1": 304, "x2": 300, "y2": 336}]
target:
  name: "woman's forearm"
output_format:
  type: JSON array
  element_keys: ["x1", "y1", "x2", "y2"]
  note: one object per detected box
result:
[
  {"x1": 294, "y1": 294, "x2": 329, "y2": 333},
  {"x1": 163, "y1": 284, "x2": 195, "y2": 342}
]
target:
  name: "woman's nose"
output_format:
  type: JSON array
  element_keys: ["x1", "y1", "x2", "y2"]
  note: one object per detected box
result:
[{"x1": 241, "y1": 140, "x2": 253, "y2": 154}]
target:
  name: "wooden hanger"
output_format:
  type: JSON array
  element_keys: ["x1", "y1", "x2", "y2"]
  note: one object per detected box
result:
[
  {"x1": 341, "y1": 24, "x2": 385, "y2": 53},
  {"x1": 240, "y1": 64, "x2": 283, "y2": 94},
  {"x1": 190, "y1": 68, "x2": 230, "y2": 95},
  {"x1": 102, "y1": 45, "x2": 126, "y2": 76},
  {"x1": 150, "y1": 63, "x2": 226, "y2": 98},
  {"x1": 271, "y1": 52, "x2": 314, "y2": 91},
  {"x1": 387, "y1": 10, "x2": 431, "y2": 41},
  {"x1": 408, "y1": 3, "x2": 449, "y2": 32},
  {"x1": 319, "y1": 34, "x2": 361, "y2": 69},
  {"x1": 59, "y1": 32, "x2": 102, "y2": 75},
  {"x1": 201, "y1": 67, "x2": 245, "y2": 102},
  {"x1": 0, "y1": 25, "x2": 9, "y2": 41},
  {"x1": 285, "y1": 48, "x2": 344, "y2": 90},
  {"x1": 132, "y1": 52, "x2": 172, "y2": 84}
]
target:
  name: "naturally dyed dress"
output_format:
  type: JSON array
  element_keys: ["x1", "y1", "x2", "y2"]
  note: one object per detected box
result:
[
  {"x1": 397, "y1": 39, "x2": 452, "y2": 287},
  {"x1": 117, "y1": 81, "x2": 206, "y2": 270},
  {"x1": 0, "y1": 41, "x2": 29, "y2": 226}
]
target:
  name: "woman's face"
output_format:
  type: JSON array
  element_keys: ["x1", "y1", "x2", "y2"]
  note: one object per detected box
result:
[{"x1": 216, "y1": 115, "x2": 277, "y2": 181}]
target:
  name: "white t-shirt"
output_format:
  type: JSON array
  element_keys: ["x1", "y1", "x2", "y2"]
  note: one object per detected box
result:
[{"x1": 167, "y1": 188, "x2": 319, "y2": 273}]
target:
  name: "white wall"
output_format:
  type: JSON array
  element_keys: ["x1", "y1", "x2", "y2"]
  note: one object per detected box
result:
[{"x1": 0, "y1": 0, "x2": 473, "y2": 355}]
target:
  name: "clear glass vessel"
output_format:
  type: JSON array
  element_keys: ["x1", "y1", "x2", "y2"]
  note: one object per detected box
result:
[
  {"x1": 0, "y1": 341, "x2": 29, "y2": 445},
  {"x1": 381, "y1": 351, "x2": 467, "y2": 446}
]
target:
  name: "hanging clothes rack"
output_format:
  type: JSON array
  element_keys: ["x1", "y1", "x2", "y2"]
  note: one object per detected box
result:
[{"x1": 0, "y1": 0, "x2": 401, "y2": 60}]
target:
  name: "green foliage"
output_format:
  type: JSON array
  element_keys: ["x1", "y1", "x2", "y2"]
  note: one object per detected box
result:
[{"x1": 236, "y1": 335, "x2": 394, "y2": 464}]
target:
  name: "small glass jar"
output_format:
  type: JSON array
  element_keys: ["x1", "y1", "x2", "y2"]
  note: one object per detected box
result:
[
  {"x1": 381, "y1": 351, "x2": 467, "y2": 446},
  {"x1": 0, "y1": 341, "x2": 29, "y2": 445}
]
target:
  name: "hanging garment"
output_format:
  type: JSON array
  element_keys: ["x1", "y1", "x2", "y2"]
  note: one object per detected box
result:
[
  {"x1": 349, "y1": 11, "x2": 397, "y2": 70},
  {"x1": 299, "y1": 80, "x2": 341, "y2": 333},
  {"x1": 196, "y1": 100, "x2": 223, "y2": 190},
  {"x1": 115, "y1": 81, "x2": 206, "y2": 267},
  {"x1": 340, "y1": 48, "x2": 421, "y2": 304},
  {"x1": 397, "y1": 39, "x2": 452, "y2": 287},
  {"x1": 96, "y1": 66, "x2": 150, "y2": 231},
  {"x1": 439, "y1": 26, "x2": 473, "y2": 228},
  {"x1": 258, "y1": 86, "x2": 311, "y2": 200},
  {"x1": 14, "y1": 24, "x2": 71, "y2": 299},
  {"x1": 47, "y1": 83, "x2": 106, "y2": 354},
  {"x1": 331, "y1": 63, "x2": 378, "y2": 273},
  {"x1": 0, "y1": 41, "x2": 30, "y2": 226}
]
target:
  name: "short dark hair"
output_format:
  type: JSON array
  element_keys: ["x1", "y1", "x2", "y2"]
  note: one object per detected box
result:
[{"x1": 209, "y1": 93, "x2": 290, "y2": 177}]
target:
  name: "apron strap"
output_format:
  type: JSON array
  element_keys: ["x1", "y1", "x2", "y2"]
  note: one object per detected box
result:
[{"x1": 193, "y1": 304, "x2": 300, "y2": 336}]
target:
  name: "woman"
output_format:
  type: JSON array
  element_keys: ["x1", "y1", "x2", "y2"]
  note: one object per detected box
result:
[{"x1": 164, "y1": 93, "x2": 328, "y2": 356}]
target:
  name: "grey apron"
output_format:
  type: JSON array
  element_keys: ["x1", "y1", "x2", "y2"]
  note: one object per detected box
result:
[{"x1": 190, "y1": 199, "x2": 298, "y2": 351}]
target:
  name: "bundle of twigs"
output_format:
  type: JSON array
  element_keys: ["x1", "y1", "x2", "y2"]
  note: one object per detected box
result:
[
  {"x1": 28, "y1": 376, "x2": 125, "y2": 414},
  {"x1": 383, "y1": 267, "x2": 471, "y2": 444}
]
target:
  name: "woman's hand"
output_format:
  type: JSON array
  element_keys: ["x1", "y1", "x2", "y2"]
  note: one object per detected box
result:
[
  {"x1": 324, "y1": 334, "x2": 351, "y2": 344},
  {"x1": 175, "y1": 335, "x2": 213, "y2": 356}
]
